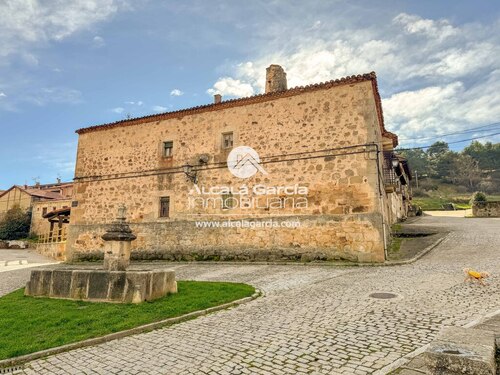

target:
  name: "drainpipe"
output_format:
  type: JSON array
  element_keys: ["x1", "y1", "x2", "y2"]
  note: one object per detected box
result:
[{"x1": 373, "y1": 143, "x2": 388, "y2": 260}]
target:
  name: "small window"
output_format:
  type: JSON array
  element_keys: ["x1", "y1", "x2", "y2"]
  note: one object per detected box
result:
[
  {"x1": 222, "y1": 132, "x2": 233, "y2": 149},
  {"x1": 160, "y1": 197, "x2": 170, "y2": 218},
  {"x1": 42, "y1": 207, "x2": 47, "y2": 216},
  {"x1": 163, "y1": 141, "x2": 173, "y2": 157},
  {"x1": 222, "y1": 193, "x2": 234, "y2": 209}
]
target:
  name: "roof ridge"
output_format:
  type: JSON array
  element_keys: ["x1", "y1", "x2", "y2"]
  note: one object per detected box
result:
[
  {"x1": 74, "y1": 71, "x2": 397, "y2": 146},
  {"x1": 76, "y1": 72, "x2": 377, "y2": 133}
]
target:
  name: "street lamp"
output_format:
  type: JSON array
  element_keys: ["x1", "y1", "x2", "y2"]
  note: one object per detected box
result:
[{"x1": 391, "y1": 157, "x2": 400, "y2": 169}]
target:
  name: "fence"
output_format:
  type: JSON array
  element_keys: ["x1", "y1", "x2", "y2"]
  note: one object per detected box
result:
[{"x1": 37, "y1": 226, "x2": 68, "y2": 244}]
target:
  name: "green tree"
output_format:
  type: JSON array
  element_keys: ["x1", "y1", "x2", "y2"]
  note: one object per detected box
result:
[
  {"x1": 397, "y1": 149, "x2": 430, "y2": 177},
  {"x1": 454, "y1": 154, "x2": 482, "y2": 190},
  {"x1": 0, "y1": 205, "x2": 31, "y2": 240},
  {"x1": 427, "y1": 141, "x2": 449, "y2": 158},
  {"x1": 433, "y1": 150, "x2": 459, "y2": 182},
  {"x1": 463, "y1": 141, "x2": 500, "y2": 171}
]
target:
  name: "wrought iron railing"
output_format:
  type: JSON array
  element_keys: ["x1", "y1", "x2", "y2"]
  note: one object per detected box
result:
[{"x1": 382, "y1": 151, "x2": 398, "y2": 187}]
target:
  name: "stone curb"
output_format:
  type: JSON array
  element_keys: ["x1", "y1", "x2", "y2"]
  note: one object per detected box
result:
[
  {"x1": 0, "y1": 260, "x2": 28, "y2": 267},
  {"x1": 383, "y1": 234, "x2": 448, "y2": 266},
  {"x1": 379, "y1": 308, "x2": 500, "y2": 374},
  {"x1": 0, "y1": 288, "x2": 262, "y2": 369}
]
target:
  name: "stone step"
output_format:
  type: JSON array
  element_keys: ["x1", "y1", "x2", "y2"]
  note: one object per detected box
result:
[{"x1": 393, "y1": 326, "x2": 497, "y2": 374}]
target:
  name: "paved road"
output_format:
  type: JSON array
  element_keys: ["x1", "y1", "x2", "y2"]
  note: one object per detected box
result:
[
  {"x1": 3, "y1": 216, "x2": 500, "y2": 375},
  {"x1": 0, "y1": 249, "x2": 56, "y2": 295}
]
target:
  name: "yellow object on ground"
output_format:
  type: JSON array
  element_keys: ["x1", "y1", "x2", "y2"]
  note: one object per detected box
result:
[{"x1": 468, "y1": 270, "x2": 482, "y2": 279}]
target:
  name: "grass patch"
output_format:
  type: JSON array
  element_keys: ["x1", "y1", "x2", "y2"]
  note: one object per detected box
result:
[
  {"x1": 388, "y1": 236, "x2": 403, "y2": 254},
  {"x1": 412, "y1": 197, "x2": 471, "y2": 211},
  {"x1": 413, "y1": 191, "x2": 500, "y2": 211},
  {"x1": 0, "y1": 281, "x2": 254, "y2": 360}
]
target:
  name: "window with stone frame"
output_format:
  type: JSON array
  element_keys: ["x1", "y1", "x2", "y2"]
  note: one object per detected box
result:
[
  {"x1": 163, "y1": 141, "x2": 174, "y2": 157},
  {"x1": 42, "y1": 207, "x2": 47, "y2": 216},
  {"x1": 221, "y1": 193, "x2": 234, "y2": 210},
  {"x1": 222, "y1": 132, "x2": 234, "y2": 149},
  {"x1": 160, "y1": 196, "x2": 170, "y2": 218}
]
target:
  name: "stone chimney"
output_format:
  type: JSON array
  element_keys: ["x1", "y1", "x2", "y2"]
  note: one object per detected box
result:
[
  {"x1": 214, "y1": 94, "x2": 222, "y2": 104},
  {"x1": 265, "y1": 65, "x2": 287, "y2": 94}
]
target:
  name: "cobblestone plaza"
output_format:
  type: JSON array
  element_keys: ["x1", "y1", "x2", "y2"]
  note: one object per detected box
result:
[{"x1": 1, "y1": 215, "x2": 499, "y2": 374}]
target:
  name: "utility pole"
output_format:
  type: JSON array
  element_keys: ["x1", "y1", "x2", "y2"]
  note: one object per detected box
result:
[{"x1": 415, "y1": 170, "x2": 419, "y2": 189}]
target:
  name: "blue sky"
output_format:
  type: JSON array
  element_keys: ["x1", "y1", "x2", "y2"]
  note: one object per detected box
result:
[{"x1": 1, "y1": 0, "x2": 499, "y2": 189}]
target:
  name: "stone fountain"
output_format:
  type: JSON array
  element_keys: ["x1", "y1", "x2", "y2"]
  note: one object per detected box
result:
[{"x1": 25, "y1": 205, "x2": 177, "y2": 303}]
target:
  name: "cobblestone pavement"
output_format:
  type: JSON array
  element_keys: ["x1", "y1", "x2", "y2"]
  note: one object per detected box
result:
[
  {"x1": 4, "y1": 216, "x2": 500, "y2": 375},
  {"x1": 0, "y1": 249, "x2": 56, "y2": 294}
]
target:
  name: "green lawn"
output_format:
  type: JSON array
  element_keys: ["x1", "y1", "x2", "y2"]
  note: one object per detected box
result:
[
  {"x1": 0, "y1": 281, "x2": 254, "y2": 360},
  {"x1": 412, "y1": 192, "x2": 500, "y2": 211},
  {"x1": 412, "y1": 197, "x2": 470, "y2": 211}
]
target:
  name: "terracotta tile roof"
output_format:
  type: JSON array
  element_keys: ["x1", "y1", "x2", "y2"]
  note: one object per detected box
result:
[
  {"x1": 26, "y1": 182, "x2": 73, "y2": 189},
  {"x1": 23, "y1": 188, "x2": 65, "y2": 200},
  {"x1": 76, "y1": 72, "x2": 398, "y2": 146}
]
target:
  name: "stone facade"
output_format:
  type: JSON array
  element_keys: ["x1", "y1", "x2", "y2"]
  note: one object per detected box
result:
[
  {"x1": 68, "y1": 69, "x2": 403, "y2": 263},
  {"x1": 36, "y1": 242, "x2": 66, "y2": 260},
  {"x1": 0, "y1": 182, "x2": 73, "y2": 233},
  {"x1": 31, "y1": 199, "x2": 72, "y2": 235},
  {"x1": 472, "y1": 201, "x2": 500, "y2": 217}
]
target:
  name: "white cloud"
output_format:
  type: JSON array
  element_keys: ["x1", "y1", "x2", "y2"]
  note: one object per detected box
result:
[
  {"x1": 111, "y1": 107, "x2": 124, "y2": 113},
  {"x1": 393, "y1": 13, "x2": 458, "y2": 41},
  {"x1": 152, "y1": 105, "x2": 167, "y2": 112},
  {"x1": 0, "y1": 92, "x2": 6, "y2": 98},
  {"x1": 0, "y1": 1, "x2": 130, "y2": 112},
  {"x1": 170, "y1": 89, "x2": 184, "y2": 96},
  {"x1": 93, "y1": 35, "x2": 105, "y2": 48},
  {"x1": 207, "y1": 12, "x2": 500, "y2": 145},
  {"x1": 26, "y1": 87, "x2": 82, "y2": 106},
  {"x1": 125, "y1": 100, "x2": 143, "y2": 106},
  {"x1": 207, "y1": 77, "x2": 254, "y2": 98},
  {"x1": 0, "y1": 0, "x2": 127, "y2": 59}
]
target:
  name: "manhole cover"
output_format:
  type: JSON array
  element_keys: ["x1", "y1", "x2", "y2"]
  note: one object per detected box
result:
[{"x1": 369, "y1": 292, "x2": 398, "y2": 299}]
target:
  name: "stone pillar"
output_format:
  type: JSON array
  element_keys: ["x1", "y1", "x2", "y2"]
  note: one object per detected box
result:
[
  {"x1": 265, "y1": 65, "x2": 287, "y2": 93},
  {"x1": 102, "y1": 205, "x2": 136, "y2": 271}
]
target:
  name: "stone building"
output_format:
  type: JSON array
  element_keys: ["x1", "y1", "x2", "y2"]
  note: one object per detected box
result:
[
  {"x1": 0, "y1": 181, "x2": 73, "y2": 237},
  {"x1": 68, "y1": 66, "x2": 410, "y2": 263}
]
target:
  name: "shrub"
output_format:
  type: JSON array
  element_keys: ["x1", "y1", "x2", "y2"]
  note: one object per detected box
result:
[
  {"x1": 470, "y1": 191, "x2": 487, "y2": 205},
  {"x1": 412, "y1": 188, "x2": 429, "y2": 198},
  {"x1": 411, "y1": 204, "x2": 423, "y2": 216},
  {"x1": 0, "y1": 205, "x2": 32, "y2": 240}
]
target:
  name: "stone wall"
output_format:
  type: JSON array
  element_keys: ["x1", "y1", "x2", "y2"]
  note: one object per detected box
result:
[
  {"x1": 472, "y1": 201, "x2": 500, "y2": 217},
  {"x1": 69, "y1": 213, "x2": 385, "y2": 263},
  {"x1": 31, "y1": 199, "x2": 72, "y2": 235},
  {"x1": 69, "y1": 79, "x2": 394, "y2": 263},
  {"x1": 36, "y1": 242, "x2": 66, "y2": 261}
]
